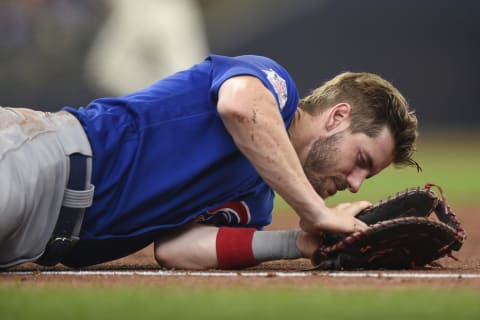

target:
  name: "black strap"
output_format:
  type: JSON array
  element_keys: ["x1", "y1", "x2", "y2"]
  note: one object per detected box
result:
[{"x1": 37, "y1": 153, "x2": 88, "y2": 266}]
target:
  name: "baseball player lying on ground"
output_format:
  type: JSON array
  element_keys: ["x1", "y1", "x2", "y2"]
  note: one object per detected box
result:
[{"x1": 0, "y1": 54, "x2": 419, "y2": 270}]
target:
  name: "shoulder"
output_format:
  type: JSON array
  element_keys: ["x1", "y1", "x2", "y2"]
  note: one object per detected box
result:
[
  {"x1": 208, "y1": 54, "x2": 289, "y2": 76},
  {"x1": 209, "y1": 54, "x2": 298, "y2": 113}
]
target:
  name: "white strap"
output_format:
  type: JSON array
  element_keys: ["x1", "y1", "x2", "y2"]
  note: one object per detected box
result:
[{"x1": 62, "y1": 184, "x2": 95, "y2": 208}]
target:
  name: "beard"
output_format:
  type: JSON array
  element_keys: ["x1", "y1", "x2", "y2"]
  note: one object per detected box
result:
[{"x1": 302, "y1": 131, "x2": 348, "y2": 198}]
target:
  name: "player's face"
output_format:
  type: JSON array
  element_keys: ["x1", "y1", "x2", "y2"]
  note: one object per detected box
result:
[{"x1": 303, "y1": 126, "x2": 394, "y2": 198}]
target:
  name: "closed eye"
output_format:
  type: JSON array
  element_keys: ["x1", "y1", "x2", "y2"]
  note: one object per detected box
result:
[
  {"x1": 358, "y1": 152, "x2": 374, "y2": 178},
  {"x1": 357, "y1": 153, "x2": 367, "y2": 168}
]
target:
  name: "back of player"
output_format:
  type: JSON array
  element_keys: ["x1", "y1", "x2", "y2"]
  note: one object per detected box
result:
[{"x1": 62, "y1": 54, "x2": 300, "y2": 266}]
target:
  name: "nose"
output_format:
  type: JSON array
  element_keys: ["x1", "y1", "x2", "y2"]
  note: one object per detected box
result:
[{"x1": 346, "y1": 168, "x2": 369, "y2": 193}]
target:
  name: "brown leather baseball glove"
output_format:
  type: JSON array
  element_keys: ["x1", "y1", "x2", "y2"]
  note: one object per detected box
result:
[{"x1": 311, "y1": 183, "x2": 467, "y2": 270}]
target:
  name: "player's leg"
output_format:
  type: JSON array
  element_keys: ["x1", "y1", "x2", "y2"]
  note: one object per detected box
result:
[
  {"x1": 0, "y1": 107, "x2": 68, "y2": 268},
  {"x1": 0, "y1": 107, "x2": 92, "y2": 269}
]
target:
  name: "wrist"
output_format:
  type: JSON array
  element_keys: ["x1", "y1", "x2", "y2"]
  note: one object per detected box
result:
[
  {"x1": 252, "y1": 230, "x2": 302, "y2": 261},
  {"x1": 298, "y1": 202, "x2": 330, "y2": 234}
]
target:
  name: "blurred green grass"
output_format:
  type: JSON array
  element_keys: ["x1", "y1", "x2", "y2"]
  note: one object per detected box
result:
[
  {"x1": 275, "y1": 131, "x2": 480, "y2": 212},
  {"x1": 1, "y1": 286, "x2": 479, "y2": 320}
]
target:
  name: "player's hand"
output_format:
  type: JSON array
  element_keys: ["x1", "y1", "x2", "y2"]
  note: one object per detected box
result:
[
  {"x1": 296, "y1": 230, "x2": 324, "y2": 258},
  {"x1": 299, "y1": 201, "x2": 371, "y2": 235}
]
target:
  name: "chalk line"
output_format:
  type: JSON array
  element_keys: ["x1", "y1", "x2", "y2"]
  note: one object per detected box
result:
[{"x1": 3, "y1": 270, "x2": 480, "y2": 279}]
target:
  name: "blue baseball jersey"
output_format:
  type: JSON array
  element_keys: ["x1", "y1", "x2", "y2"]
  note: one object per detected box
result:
[{"x1": 63, "y1": 55, "x2": 299, "y2": 266}]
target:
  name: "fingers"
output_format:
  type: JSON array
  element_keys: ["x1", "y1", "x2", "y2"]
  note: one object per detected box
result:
[
  {"x1": 318, "y1": 200, "x2": 372, "y2": 234},
  {"x1": 334, "y1": 200, "x2": 372, "y2": 217},
  {"x1": 299, "y1": 200, "x2": 373, "y2": 235},
  {"x1": 338, "y1": 201, "x2": 371, "y2": 232},
  {"x1": 351, "y1": 200, "x2": 372, "y2": 216},
  {"x1": 353, "y1": 217, "x2": 368, "y2": 232}
]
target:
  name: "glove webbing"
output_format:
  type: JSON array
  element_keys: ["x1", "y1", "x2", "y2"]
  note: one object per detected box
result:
[{"x1": 425, "y1": 183, "x2": 467, "y2": 244}]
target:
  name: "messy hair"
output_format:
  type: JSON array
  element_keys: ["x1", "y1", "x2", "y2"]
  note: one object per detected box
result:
[{"x1": 299, "y1": 72, "x2": 420, "y2": 170}]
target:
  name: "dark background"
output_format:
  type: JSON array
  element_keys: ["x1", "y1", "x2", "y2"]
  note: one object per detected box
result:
[{"x1": 1, "y1": 0, "x2": 478, "y2": 131}]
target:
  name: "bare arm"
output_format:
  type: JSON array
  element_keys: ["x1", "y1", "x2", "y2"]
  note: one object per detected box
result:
[
  {"x1": 217, "y1": 76, "x2": 368, "y2": 234},
  {"x1": 154, "y1": 223, "x2": 321, "y2": 269},
  {"x1": 154, "y1": 224, "x2": 218, "y2": 269}
]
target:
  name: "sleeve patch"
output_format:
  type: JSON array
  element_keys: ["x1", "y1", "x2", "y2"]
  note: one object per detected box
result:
[{"x1": 262, "y1": 68, "x2": 288, "y2": 110}]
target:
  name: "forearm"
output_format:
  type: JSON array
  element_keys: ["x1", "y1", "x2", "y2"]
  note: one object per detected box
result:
[
  {"x1": 227, "y1": 113, "x2": 322, "y2": 209},
  {"x1": 154, "y1": 224, "x2": 218, "y2": 269},
  {"x1": 154, "y1": 223, "x2": 317, "y2": 270},
  {"x1": 218, "y1": 77, "x2": 327, "y2": 225}
]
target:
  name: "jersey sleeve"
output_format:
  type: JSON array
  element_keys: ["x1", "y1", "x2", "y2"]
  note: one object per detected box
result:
[
  {"x1": 208, "y1": 54, "x2": 299, "y2": 128},
  {"x1": 192, "y1": 182, "x2": 274, "y2": 230}
]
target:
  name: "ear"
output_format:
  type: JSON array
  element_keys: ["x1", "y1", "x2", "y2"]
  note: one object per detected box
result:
[{"x1": 325, "y1": 103, "x2": 352, "y2": 132}]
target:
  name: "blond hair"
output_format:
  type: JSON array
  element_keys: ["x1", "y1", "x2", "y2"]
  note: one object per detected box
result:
[{"x1": 299, "y1": 72, "x2": 420, "y2": 170}]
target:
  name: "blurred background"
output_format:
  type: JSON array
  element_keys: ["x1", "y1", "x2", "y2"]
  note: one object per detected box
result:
[
  {"x1": 0, "y1": 0, "x2": 478, "y2": 204},
  {"x1": 1, "y1": 0, "x2": 478, "y2": 130}
]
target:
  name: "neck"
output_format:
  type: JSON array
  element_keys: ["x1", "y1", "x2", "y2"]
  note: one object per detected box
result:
[{"x1": 288, "y1": 108, "x2": 313, "y2": 164}]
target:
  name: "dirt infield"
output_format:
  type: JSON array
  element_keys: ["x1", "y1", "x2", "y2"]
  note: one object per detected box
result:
[{"x1": 1, "y1": 206, "x2": 479, "y2": 288}]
